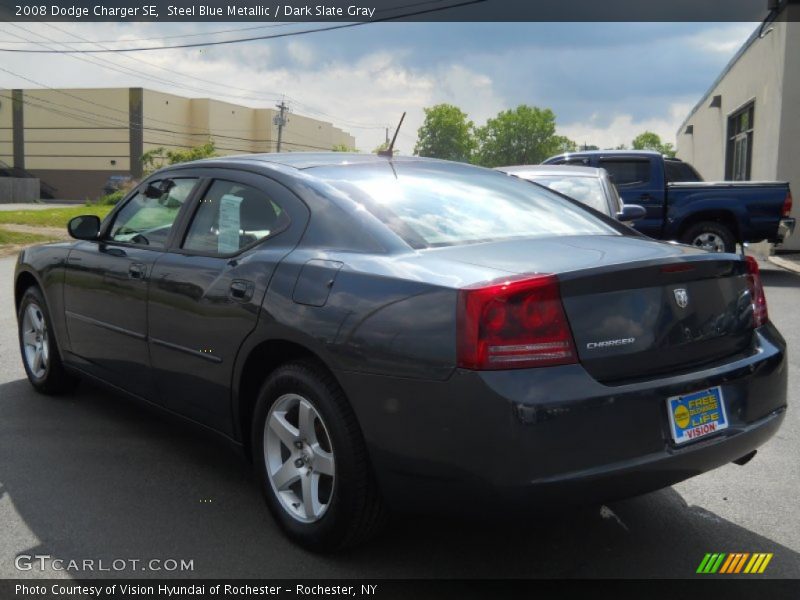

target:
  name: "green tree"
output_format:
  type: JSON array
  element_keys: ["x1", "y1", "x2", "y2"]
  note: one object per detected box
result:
[
  {"x1": 414, "y1": 103, "x2": 476, "y2": 162},
  {"x1": 553, "y1": 136, "x2": 578, "y2": 153},
  {"x1": 474, "y1": 105, "x2": 574, "y2": 167},
  {"x1": 141, "y1": 140, "x2": 218, "y2": 175},
  {"x1": 631, "y1": 131, "x2": 675, "y2": 157},
  {"x1": 332, "y1": 143, "x2": 358, "y2": 152},
  {"x1": 373, "y1": 142, "x2": 402, "y2": 155}
]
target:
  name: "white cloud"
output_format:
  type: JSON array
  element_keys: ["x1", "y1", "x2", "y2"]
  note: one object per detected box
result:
[
  {"x1": 0, "y1": 22, "x2": 755, "y2": 156},
  {"x1": 557, "y1": 101, "x2": 697, "y2": 149},
  {"x1": 286, "y1": 41, "x2": 314, "y2": 67},
  {"x1": 683, "y1": 23, "x2": 755, "y2": 55}
]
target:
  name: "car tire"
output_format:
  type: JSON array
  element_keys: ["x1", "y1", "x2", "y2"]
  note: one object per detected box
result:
[
  {"x1": 252, "y1": 360, "x2": 386, "y2": 551},
  {"x1": 682, "y1": 221, "x2": 737, "y2": 253},
  {"x1": 17, "y1": 286, "x2": 78, "y2": 394}
]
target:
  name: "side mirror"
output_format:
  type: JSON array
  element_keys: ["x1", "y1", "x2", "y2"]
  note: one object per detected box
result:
[
  {"x1": 144, "y1": 179, "x2": 174, "y2": 199},
  {"x1": 144, "y1": 183, "x2": 163, "y2": 199},
  {"x1": 67, "y1": 215, "x2": 101, "y2": 240},
  {"x1": 616, "y1": 204, "x2": 646, "y2": 222}
]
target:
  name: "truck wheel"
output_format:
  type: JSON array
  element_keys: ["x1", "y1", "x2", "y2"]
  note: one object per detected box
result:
[
  {"x1": 17, "y1": 286, "x2": 78, "y2": 394},
  {"x1": 682, "y1": 222, "x2": 737, "y2": 253},
  {"x1": 252, "y1": 360, "x2": 386, "y2": 551}
]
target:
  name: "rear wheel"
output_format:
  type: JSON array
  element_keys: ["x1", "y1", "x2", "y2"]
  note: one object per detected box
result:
[
  {"x1": 682, "y1": 221, "x2": 737, "y2": 253},
  {"x1": 17, "y1": 286, "x2": 77, "y2": 394},
  {"x1": 252, "y1": 360, "x2": 386, "y2": 551}
]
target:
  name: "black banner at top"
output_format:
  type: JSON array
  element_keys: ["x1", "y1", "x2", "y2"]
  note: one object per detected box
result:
[{"x1": 0, "y1": 0, "x2": 794, "y2": 23}]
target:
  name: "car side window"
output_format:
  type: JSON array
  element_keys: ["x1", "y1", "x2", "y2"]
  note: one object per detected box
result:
[
  {"x1": 182, "y1": 180, "x2": 290, "y2": 255},
  {"x1": 599, "y1": 160, "x2": 650, "y2": 187},
  {"x1": 108, "y1": 178, "x2": 198, "y2": 248}
]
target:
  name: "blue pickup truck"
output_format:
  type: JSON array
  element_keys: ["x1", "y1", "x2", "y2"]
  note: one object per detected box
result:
[{"x1": 543, "y1": 150, "x2": 795, "y2": 253}]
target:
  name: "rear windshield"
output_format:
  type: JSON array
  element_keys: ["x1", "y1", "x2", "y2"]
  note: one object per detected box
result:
[
  {"x1": 519, "y1": 174, "x2": 608, "y2": 214},
  {"x1": 312, "y1": 162, "x2": 617, "y2": 248}
]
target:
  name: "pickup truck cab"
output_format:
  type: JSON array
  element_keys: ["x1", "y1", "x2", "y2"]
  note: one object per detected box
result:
[{"x1": 543, "y1": 150, "x2": 795, "y2": 253}]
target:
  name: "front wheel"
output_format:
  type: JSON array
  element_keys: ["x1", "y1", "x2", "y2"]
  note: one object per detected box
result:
[
  {"x1": 17, "y1": 286, "x2": 77, "y2": 394},
  {"x1": 681, "y1": 221, "x2": 737, "y2": 253},
  {"x1": 252, "y1": 361, "x2": 386, "y2": 551}
]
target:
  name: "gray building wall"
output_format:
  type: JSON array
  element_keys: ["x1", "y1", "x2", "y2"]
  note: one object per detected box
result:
[{"x1": 676, "y1": 10, "x2": 799, "y2": 250}]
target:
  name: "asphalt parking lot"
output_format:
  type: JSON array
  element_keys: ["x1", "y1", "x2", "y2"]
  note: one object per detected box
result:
[{"x1": 0, "y1": 254, "x2": 798, "y2": 579}]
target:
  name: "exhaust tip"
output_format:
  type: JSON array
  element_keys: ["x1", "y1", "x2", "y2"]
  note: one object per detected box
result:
[{"x1": 733, "y1": 450, "x2": 757, "y2": 466}]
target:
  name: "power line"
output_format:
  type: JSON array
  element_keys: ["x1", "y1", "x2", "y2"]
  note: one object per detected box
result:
[
  {"x1": 2, "y1": 24, "x2": 219, "y2": 101},
  {"x1": 0, "y1": 0, "x2": 460, "y2": 46},
  {"x1": 2, "y1": 24, "x2": 290, "y2": 116},
  {"x1": 0, "y1": 1, "x2": 484, "y2": 53},
  {"x1": 0, "y1": 63, "x2": 273, "y2": 136},
  {"x1": 0, "y1": 22, "x2": 301, "y2": 44},
  {"x1": 36, "y1": 22, "x2": 287, "y2": 104},
  {"x1": 0, "y1": 80, "x2": 359, "y2": 151},
  {"x1": 2, "y1": 26, "x2": 387, "y2": 133},
  {"x1": 0, "y1": 93, "x2": 337, "y2": 152}
]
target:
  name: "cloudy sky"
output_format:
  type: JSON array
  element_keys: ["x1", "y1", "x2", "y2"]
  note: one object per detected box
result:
[{"x1": 0, "y1": 21, "x2": 756, "y2": 152}]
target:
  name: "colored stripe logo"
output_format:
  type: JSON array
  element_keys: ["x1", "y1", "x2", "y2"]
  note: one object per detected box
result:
[{"x1": 697, "y1": 553, "x2": 773, "y2": 574}]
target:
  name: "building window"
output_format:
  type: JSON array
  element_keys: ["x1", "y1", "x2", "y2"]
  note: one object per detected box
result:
[{"x1": 726, "y1": 102, "x2": 754, "y2": 181}]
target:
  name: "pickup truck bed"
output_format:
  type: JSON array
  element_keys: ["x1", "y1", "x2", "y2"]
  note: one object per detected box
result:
[{"x1": 543, "y1": 150, "x2": 795, "y2": 253}]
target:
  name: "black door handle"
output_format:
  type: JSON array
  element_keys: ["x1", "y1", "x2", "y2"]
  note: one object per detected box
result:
[
  {"x1": 230, "y1": 280, "x2": 254, "y2": 301},
  {"x1": 129, "y1": 263, "x2": 146, "y2": 280},
  {"x1": 639, "y1": 193, "x2": 652, "y2": 201}
]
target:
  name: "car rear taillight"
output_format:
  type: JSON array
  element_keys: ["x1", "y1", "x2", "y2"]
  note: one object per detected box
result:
[
  {"x1": 745, "y1": 256, "x2": 768, "y2": 328},
  {"x1": 782, "y1": 191, "x2": 793, "y2": 217},
  {"x1": 457, "y1": 274, "x2": 577, "y2": 370}
]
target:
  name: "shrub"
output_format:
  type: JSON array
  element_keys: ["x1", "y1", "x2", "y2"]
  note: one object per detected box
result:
[{"x1": 97, "y1": 189, "x2": 127, "y2": 205}]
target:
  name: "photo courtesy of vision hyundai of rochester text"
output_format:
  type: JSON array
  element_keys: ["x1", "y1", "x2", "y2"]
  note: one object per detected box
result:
[{"x1": 14, "y1": 153, "x2": 789, "y2": 551}]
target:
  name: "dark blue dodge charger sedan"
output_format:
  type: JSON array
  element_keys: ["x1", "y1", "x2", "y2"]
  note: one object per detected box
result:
[{"x1": 14, "y1": 154, "x2": 787, "y2": 551}]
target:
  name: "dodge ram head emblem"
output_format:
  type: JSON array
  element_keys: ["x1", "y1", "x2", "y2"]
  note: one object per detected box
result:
[{"x1": 673, "y1": 288, "x2": 689, "y2": 309}]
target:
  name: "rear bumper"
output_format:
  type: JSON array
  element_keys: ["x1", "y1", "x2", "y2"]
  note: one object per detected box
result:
[
  {"x1": 337, "y1": 323, "x2": 787, "y2": 514},
  {"x1": 777, "y1": 217, "x2": 795, "y2": 244}
]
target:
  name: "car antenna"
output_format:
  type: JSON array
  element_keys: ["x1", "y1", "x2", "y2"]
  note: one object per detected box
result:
[{"x1": 378, "y1": 112, "x2": 405, "y2": 158}]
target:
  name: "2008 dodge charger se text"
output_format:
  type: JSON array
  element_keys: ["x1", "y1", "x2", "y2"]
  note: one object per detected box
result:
[{"x1": 14, "y1": 154, "x2": 788, "y2": 551}]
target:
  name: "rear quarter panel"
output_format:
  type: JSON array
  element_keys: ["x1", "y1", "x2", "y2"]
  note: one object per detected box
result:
[{"x1": 258, "y1": 248, "x2": 465, "y2": 381}]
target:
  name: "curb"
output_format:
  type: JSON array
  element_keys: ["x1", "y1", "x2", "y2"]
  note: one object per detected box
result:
[{"x1": 768, "y1": 255, "x2": 800, "y2": 275}]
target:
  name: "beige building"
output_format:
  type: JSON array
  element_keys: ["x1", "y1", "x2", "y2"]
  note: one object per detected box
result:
[
  {"x1": 0, "y1": 87, "x2": 355, "y2": 200},
  {"x1": 676, "y1": 1, "x2": 800, "y2": 250}
]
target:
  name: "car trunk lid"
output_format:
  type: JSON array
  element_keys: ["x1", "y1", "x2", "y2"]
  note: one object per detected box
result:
[
  {"x1": 421, "y1": 235, "x2": 755, "y2": 381},
  {"x1": 558, "y1": 257, "x2": 753, "y2": 383}
]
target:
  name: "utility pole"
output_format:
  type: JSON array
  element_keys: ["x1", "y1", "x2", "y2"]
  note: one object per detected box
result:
[{"x1": 273, "y1": 100, "x2": 288, "y2": 152}]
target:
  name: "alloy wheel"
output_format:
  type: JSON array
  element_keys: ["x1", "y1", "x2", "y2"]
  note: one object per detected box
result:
[
  {"x1": 692, "y1": 232, "x2": 726, "y2": 252},
  {"x1": 264, "y1": 393, "x2": 336, "y2": 523},
  {"x1": 22, "y1": 303, "x2": 49, "y2": 379}
]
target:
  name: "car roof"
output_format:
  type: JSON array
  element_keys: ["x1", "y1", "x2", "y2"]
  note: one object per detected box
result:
[
  {"x1": 556, "y1": 149, "x2": 663, "y2": 157},
  {"x1": 497, "y1": 165, "x2": 604, "y2": 177},
  {"x1": 195, "y1": 152, "x2": 449, "y2": 171}
]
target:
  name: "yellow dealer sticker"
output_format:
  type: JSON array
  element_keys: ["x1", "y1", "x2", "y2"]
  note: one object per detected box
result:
[{"x1": 667, "y1": 386, "x2": 728, "y2": 445}]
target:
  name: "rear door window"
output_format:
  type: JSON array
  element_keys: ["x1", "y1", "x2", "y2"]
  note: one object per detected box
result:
[
  {"x1": 182, "y1": 180, "x2": 290, "y2": 255},
  {"x1": 665, "y1": 160, "x2": 703, "y2": 183},
  {"x1": 527, "y1": 175, "x2": 609, "y2": 214},
  {"x1": 598, "y1": 159, "x2": 650, "y2": 187}
]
